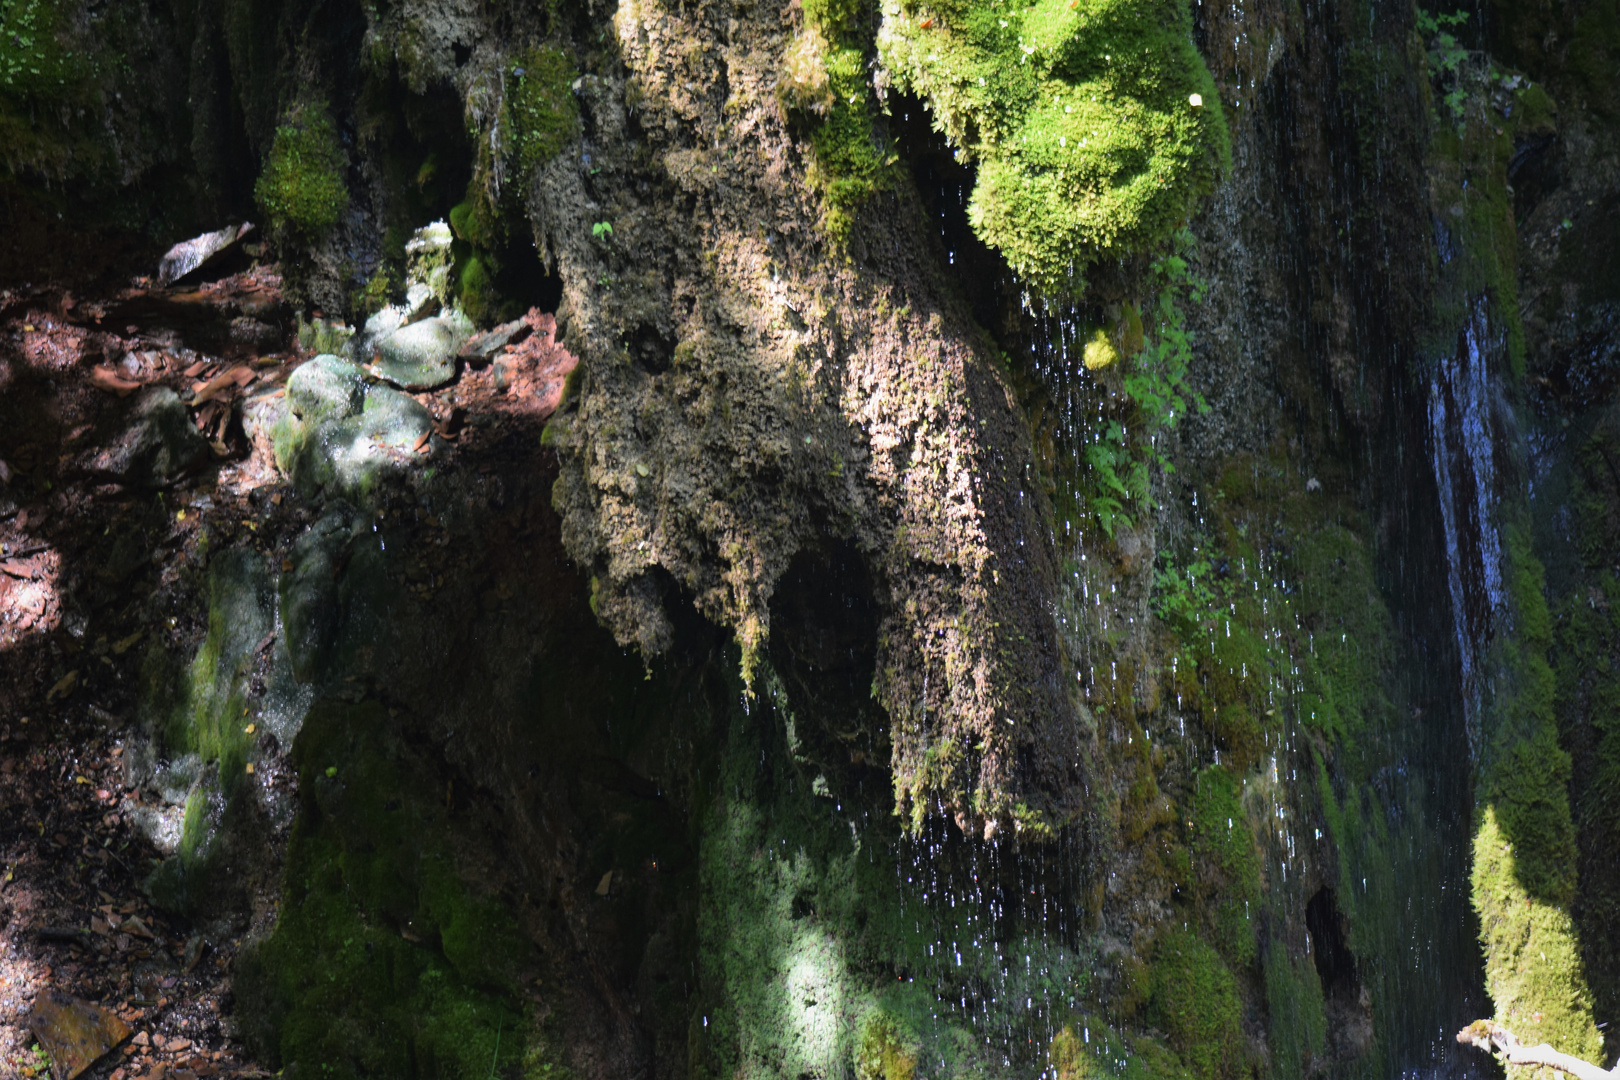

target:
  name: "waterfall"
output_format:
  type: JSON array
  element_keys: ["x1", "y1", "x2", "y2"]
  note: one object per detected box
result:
[{"x1": 1427, "y1": 299, "x2": 1508, "y2": 757}]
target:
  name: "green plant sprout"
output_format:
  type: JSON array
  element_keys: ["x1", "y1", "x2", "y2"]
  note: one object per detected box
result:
[
  {"x1": 591, "y1": 221, "x2": 613, "y2": 239},
  {"x1": 1417, "y1": 9, "x2": 1472, "y2": 122},
  {"x1": 1081, "y1": 227, "x2": 1209, "y2": 536}
]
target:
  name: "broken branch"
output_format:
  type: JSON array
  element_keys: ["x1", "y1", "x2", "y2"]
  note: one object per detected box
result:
[{"x1": 1457, "y1": 1020, "x2": 1617, "y2": 1080}]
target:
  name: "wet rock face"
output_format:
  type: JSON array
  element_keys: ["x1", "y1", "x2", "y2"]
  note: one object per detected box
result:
[{"x1": 534, "y1": 0, "x2": 1087, "y2": 834}]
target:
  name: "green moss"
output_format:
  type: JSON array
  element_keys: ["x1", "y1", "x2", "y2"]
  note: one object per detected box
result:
[
  {"x1": 458, "y1": 255, "x2": 499, "y2": 326},
  {"x1": 879, "y1": 0, "x2": 1229, "y2": 294},
  {"x1": 777, "y1": 0, "x2": 898, "y2": 239},
  {"x1": 1467, "y1": 524, "x2": 1600, "y2": 1074},
  {"x1": 856, "y1": 1012, "x2": 919, "y2": 1080},
  {"x1": 237, "y1": 701, "x2": 536, "y2": 1079},
  {"x1": 1263, "y1": 946, "x2": 1325, "y2": 1080},
  {"x1": 1471, "y1": 806, "x2": 1603, "y2": 1073},
  {"x1": 1189, "y1": 766, "x2": 1258, "y2": 966},
  {"x1": 505, "y1": 47, "x2": 578, "y2": 183},
  {"x1": 355, "y1": 267, "x2": 398, "y2": 323},
  {"x1": 0, "y1": 0, "x2": 77, "y2": 100},
  {"x1": 255, "y1": 103, "x2": 350, "y2": 243},
  {"x1": 1146, "y1": 929, "x2": 1243, "y2": 1080}
]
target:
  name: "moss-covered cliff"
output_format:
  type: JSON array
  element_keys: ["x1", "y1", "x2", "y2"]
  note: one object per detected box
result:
[{"x1": 3, "y1": 0, "x2": 1619, "y2": 1076}]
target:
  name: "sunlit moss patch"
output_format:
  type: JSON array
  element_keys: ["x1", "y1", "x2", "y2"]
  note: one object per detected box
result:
[{"x1": 879, "y1": 0, "x2": 1230, "y2": 294}]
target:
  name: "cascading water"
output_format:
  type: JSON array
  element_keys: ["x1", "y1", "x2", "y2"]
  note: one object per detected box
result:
[{"x1": 1428, "y1": 298, "x2": 1509, "y2": 756}]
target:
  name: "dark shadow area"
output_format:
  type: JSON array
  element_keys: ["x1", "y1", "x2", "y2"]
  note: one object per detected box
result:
[
  {"x1": 1305, "y1": 887, "x2": 1358, "y2": 999},
  {"x1": 888, "y1": 93, "x2": 1013, "y2": 338}
]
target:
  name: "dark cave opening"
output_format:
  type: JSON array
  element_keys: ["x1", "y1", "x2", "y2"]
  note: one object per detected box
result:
[{"x1": 1306, "y1": 886, "x2": 1359, "y2": 999}]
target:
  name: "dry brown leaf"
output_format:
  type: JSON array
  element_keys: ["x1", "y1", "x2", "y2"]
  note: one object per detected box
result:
[{"x1": 91, "y1": 367, "x2": 142, "y2": 396}]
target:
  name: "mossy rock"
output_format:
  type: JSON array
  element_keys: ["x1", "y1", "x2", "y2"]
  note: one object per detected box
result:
[
  {"x1": 272, "y1": 357, "x2": 436, "y2": 503},
  {"x1": 255, "y1": 103, "x2": 349, "y2": 243},
  {"x1": 372, "y1": 312, "x2": 472, "y2": 390},
  {"x1": 236, "y1": 701, "x2": 533, "y2": 1079}
]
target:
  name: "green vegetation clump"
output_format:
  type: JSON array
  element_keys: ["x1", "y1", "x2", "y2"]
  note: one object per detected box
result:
[
  {"x1": 879, "y1": 0, "x2": 1230, "y2": 294},
  {"x1": 505, "y1": 46, "x2": 578, "y2": 182},
  {"x1": 255, "y1": 103, "x2": 350, "y2": 242},
  {"x1": 781, "y1": 0, "x2": 898, "y2": 237},
  {"x1": 1146, "y1": 929, "x2": 1243, "y2": 1080},
  {"x1": 1070, "y1": 231, "x2": 1208, "y2": 538}
]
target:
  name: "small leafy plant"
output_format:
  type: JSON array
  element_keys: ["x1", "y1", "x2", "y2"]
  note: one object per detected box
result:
[
  {"x1": 591, "y1": 220, "x2": 613, "y2": 240},
  {"x1": 1417, "y1": 9, "x2": 1472, "y2": 122},
  {"x1": 1080, "y1": 227, "x2": 1210, "y2": 537}
]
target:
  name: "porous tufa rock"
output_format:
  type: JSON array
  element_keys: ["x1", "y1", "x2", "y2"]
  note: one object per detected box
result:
[{"x1": 371, "y1": 311, "x2": 474, "y2": 391}]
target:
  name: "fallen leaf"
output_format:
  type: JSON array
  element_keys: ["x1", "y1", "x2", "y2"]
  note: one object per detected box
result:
[
  {"x1": 182, "y1": 360, "x2": 208, "y2": 378},
  {"x1": 91, "y1": 367, "x2": 143, "y2": 396},
  {"x1": 111, "y1": 631, "x2": 144, "y2": 655},
  {"x1": 27, "y1": 991, "x2": 133, "y2": 1080},
  {"x1": 47, "y1": 670, "x2": 81, "y2": 702},
  {"x1": 192, "y1": 365, "x2": 255, "y2": 405},
  {"x1": 596, "y1": 871, "x2": 613, "y2": 896},
  {"x1": 120, "y1": 915, "x2": 156, "y2": 940}
]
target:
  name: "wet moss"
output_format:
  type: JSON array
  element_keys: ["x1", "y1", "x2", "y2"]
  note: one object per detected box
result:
[
  {"x1": 0, "y1": 0, "x2": 88, "y2": 177},
  {"x1": 1262, "y1": 946, "x2": 1325, "y2": 1080},
  {"x1": 879, "y1": 0, "x2": 1229, "y2": 294},
  {"x1": 256, "y1": 103, "x2": 349, "y2": 243},
  {"x1": 1189, "y1": 766, "x2": 1259, "y2": 966},
  {"x1": 1146, "y1": 929, "x2": 1243, "y2": 1080},
  {"x1": 504, "y1": 46, "x2": 578, "y2": 184}
]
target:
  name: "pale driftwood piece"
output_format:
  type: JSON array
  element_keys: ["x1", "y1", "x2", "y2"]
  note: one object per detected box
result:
[{"x1": 1457, "y1": 1020, "x2": 1617, "y2": 1080}]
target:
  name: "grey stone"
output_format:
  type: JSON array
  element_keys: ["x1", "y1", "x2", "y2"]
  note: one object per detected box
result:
[
  {"x1": 156, "y1": 222, "x2": 253, "y2": 286},
  {"x1": 372, "y1": 312, "x2": 471, "y2": 390},
  {"x1": 88, "y1": 387, "x2": 209, "y2": 487},
  {"x1": 286, "y1": 355, "x2": 366, "y2": 424},
  {"x1": 459, "y1": 317, "x2": 532, "y2": 363}
]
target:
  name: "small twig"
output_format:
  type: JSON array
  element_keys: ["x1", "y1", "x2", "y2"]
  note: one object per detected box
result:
[{"x1": 1457, "y1": 1020, "x2": 1618, "y2": 1080}]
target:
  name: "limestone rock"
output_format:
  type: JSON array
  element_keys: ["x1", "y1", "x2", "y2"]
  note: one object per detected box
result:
[
  {"x1": 156, "y1": 222, "x2": 253, "y2": 286},
  {"x1": 371, "y1": 311, "x2": 472, "y2": 390}
]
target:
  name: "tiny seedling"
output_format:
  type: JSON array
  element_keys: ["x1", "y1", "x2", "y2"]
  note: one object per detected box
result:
[{"x1": 591, "y1": 221, "x2": 613, "y2": 240}]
